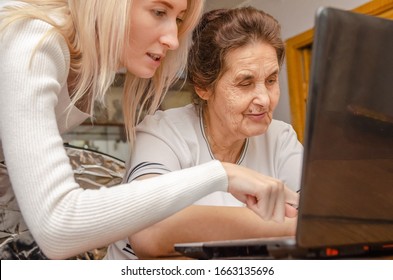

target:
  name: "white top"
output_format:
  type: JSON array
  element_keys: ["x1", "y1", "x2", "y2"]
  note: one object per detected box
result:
[
  {"x1": 105, "y1": 104, "x2": 303, "y2": 259},
  {"x1": 0, "y1": 6, "x2": 228, "y2": 259}
]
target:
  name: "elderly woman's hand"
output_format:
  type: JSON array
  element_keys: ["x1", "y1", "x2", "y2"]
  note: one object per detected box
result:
[{"x1": 222, "y1": 162, "x2": 299, "y2": 223}]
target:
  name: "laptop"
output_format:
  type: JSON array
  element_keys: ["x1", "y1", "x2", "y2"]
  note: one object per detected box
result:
[{"x1": 174, "y1": 7, "x2": 393, "y2": 259}]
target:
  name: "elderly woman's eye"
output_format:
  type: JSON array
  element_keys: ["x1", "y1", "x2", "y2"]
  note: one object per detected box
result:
[
  {"x1": 239, "y1": 80, "x2": 252, "y2": 87},
  {"x1": 266, "y1": 76, "x2": 278, "y2": 86}
]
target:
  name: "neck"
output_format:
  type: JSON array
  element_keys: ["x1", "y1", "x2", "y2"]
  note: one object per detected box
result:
[{"x1": 203, "y1": 107, "x2": 245, "y2": 163}]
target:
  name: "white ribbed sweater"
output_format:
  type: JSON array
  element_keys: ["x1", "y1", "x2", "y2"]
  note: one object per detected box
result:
[{"x1": 0, "y1": 16, "x2": 228, "y2": 259}]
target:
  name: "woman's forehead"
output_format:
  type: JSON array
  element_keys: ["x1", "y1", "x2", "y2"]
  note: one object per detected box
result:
[{"x1": 223, "y1": 42, "x2": 279, "y2": 77}]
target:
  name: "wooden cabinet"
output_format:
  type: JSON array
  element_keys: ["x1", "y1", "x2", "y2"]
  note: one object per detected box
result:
[{"x1": 285, "y1": 0, "x2": 393, "y2": 142}]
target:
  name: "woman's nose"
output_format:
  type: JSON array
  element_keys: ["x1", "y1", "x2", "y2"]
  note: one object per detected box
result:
[
  {"x1": 254, "y1": 87, "x2": 270, "y2": 107},
  {"x1": 159, "y1": 22, "x2": 179, "y2": 50}
]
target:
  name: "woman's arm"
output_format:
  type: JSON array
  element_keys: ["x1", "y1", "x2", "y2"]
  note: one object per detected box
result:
[
  {"x1": 0, "y1": 19, "x2": 229, "y2": 259},
  {"x1": 128, "y1": 173, "x2": 296, "y2": 259},
  {"x1": 130, "y1": 204, "x2": 296, "y2": 259}
]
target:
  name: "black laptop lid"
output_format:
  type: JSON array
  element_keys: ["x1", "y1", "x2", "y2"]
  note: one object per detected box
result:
[{"x1": 297, "y1": 7, "x2": 393, "y2": 248}]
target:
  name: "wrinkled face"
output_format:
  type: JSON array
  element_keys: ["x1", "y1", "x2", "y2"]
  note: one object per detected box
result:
[
  {"x1": 205, "y1": 41, "x2": 280, "y2": 141},
  {"x1": 122, "y1": 0, "x2": 187, "y2": 78}
]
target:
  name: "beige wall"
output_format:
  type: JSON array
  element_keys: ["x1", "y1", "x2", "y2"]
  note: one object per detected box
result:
[{"x1": 248, "y1": 0, "x2": 370, "y2": 124}]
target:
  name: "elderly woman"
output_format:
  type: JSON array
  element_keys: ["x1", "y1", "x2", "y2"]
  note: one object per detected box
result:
[{"x1": 105, "y1": 6, "x2": 303, "y2": 259}]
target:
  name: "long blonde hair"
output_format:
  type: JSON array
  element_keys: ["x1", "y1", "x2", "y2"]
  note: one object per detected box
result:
[{"x1": 0, "y1": 0, "x2": 204, "y2": 144}]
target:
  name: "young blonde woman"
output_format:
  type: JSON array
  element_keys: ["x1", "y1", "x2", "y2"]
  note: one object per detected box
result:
[{"x1": 0, "y1": 0, "x2": 298, "y2": 259}]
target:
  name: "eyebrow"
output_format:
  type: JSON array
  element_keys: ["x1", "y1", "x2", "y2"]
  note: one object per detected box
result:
[
  {"x1": 234, "y1": 69, "x2": 279, "y2": 83},
  {"x1": 268, "y1": 69, "x2": 280, "y2": 76},
  {"x1": 152, "y1": 0, "x2": 187, "y2": 13},
  {"x1": 236, "y1": 73, "x2": 254, "y2": 81}
]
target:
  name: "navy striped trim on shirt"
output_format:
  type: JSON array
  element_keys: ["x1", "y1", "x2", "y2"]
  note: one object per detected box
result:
[
  {"x1": 122, "y1": 243, "x2": 137, "y2": 257},
  {"x1": 126, "y1": 161, "x2": 171, "y2": 182}
]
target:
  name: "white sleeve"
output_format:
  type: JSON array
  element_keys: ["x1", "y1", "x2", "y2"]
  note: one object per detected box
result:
[
  {"x1": 0, "y1": 19, "x2": 228, "y2": 259},
  {"x1": 125, "y1": 114, "x2": 194, "y2": 181},
  {"x1": 126, "y1": 132, "x2": 181, "y2": 181}
]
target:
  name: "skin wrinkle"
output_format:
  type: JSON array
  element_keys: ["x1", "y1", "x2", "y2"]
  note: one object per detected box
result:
[{"x1": 203, "y1": 41, "x2": 280, "y2": 163}]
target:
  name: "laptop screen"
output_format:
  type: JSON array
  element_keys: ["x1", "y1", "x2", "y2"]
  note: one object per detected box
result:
[{"x1": 297, "y1": 7, "x2": 393, "y2": 248}]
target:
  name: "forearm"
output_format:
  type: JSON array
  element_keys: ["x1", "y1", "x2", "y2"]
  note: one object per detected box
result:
[{"x1": 130, "y1": 205, "x2": 296, "y2": 259}]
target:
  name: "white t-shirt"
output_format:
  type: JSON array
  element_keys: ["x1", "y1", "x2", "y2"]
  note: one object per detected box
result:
[{"x1": 105, "y1": 104, "x2": 303, "y2": 259}]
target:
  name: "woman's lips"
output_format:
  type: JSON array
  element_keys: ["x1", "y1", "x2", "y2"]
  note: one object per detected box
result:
[
  {"x1": 245, "y1": 112, "x2": 267, "y2": 121},
  {"x1": 147, "y1": 53, "x2": 161, "y2": 61}
]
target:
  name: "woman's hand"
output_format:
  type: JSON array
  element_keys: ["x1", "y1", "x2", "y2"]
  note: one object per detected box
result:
[{"x1": 222, "y1": 162, "x2": 299, "y2": 222}]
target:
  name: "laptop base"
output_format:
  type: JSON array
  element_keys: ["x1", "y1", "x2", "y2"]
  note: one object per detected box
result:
[{"x1": 175, "y1": 237, "x2": 393, "y2": 260}]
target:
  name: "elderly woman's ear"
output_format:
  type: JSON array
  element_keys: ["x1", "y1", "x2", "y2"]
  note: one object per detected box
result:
[{"x1": 195, "y1": 87, "x2": 212, "y2": 101}]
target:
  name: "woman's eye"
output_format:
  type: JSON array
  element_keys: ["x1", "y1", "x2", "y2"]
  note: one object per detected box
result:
[
  {"x1": 176, "y1": 17, "x2": 184, "y2": 25},
  {"x1": 153, "y1": 9, "x2": 166, "y2": 17},
  {"x1": 266, "y1": 77, "x2": 278, "y2": 86},
  {"x1": 239, "y1": 80, "x2": 252, "y2": 87}
]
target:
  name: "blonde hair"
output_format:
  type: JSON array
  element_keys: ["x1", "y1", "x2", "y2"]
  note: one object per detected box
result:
[{"x1": 0, "y1": 0, "x2": 204, "y2": 144}]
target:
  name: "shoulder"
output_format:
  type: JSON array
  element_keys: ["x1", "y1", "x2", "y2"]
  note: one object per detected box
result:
[
  {"x1": 137, "y1": 104, "x2": 199, "y2": 135},
  {"x1": 150, "y1": 104, "x2": 198, "y2": 122},
  {"x1": 250, "y1": 119, "x2": 301, "y2": 151},
  {"x1": 263, "y1": 120, "x2": 303, "y2": 154},
  {"x1": 266, "y1": 119, "x2": 296, "y2": 137},
  {"x1": 130, "y1": 105, "x2": 199, "y2": 172},
  {"x1": 0, "y1": 8, "x2": 70, "y2": 66}
]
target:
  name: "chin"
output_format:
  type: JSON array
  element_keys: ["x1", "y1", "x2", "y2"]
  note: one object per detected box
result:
[
  {"x1": 135, "y1": 70, "x2": 155, "y2": 79},
  {"x1": 127, "y1": 65, "x2": 156, "y2": 79},
  {"x1": 251, "y1": 127, "x2": 269, "y2": 136},
  {"x1": 139, "y1": 73, "x2": 155, "y2": 79}
]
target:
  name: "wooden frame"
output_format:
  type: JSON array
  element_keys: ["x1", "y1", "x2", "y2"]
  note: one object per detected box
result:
[{"x1": 285, "y1": 0, "x2": 393, "y2": 142}]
